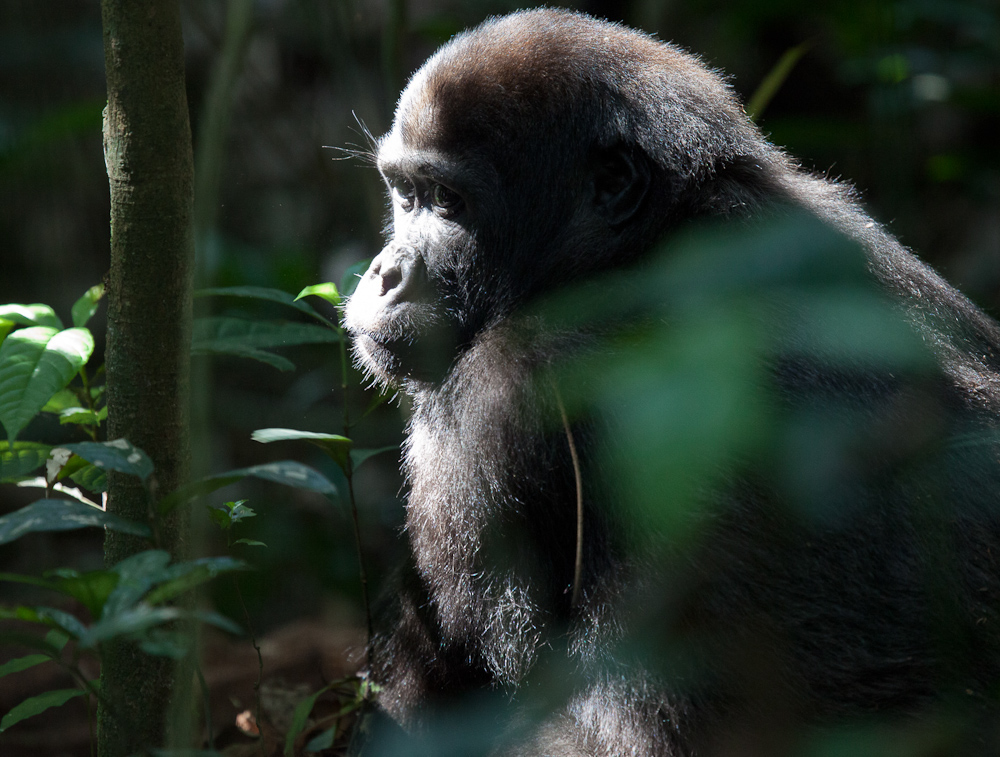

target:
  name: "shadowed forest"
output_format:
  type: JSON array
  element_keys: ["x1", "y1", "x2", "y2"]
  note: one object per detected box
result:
[{"x1": 1, "y1": 0, "x2": 998, "y2": 755}]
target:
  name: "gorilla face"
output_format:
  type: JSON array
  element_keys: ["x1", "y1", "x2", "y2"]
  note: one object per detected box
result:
[{"x1": 343, "y1": 20, "x2": 665, "y2": 388}]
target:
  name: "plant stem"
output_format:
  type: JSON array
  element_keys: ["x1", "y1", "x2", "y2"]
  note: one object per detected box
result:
[{"x1": 338, "y1": 326, "x2": 373, "y2": 667}]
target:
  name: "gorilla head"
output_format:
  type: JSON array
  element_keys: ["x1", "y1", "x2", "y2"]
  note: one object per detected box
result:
[
  {"x1": 343, "y1": 9, "x2": 1000, "y2": 755},
  {"x1": 345, "y1": 10, "x2": 790, "y2": 388}
]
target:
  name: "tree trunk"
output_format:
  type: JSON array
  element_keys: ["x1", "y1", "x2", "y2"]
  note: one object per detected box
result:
[{"x1": 98, "y1": 1, "x2": 194, "y2": 754}]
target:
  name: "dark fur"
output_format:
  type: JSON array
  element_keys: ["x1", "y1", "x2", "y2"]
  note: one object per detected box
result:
[{"x1": 344, "y1": 9, "x2": 1000, "y2": 755}]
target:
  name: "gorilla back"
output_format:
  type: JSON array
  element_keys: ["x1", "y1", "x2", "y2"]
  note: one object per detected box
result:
[{"x1": 344, "y1": 9, "x2": 1000, "y2": 755}]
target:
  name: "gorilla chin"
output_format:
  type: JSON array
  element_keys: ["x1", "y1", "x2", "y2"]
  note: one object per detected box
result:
[
  {"x1": 343, "y1": 8, "x2": 1000, "y2": 756},
  {"x1": 345, "y1": 244, "x2": 456, "y2": 385}
]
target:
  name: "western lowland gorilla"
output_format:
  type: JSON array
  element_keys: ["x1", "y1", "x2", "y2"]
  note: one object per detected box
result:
[{"x1": 344, "y1": 8, "x2": 1000, "y2": 756}]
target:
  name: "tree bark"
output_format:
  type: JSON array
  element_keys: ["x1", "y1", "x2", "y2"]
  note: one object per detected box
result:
[{"x1": 98, "y1": 1, "x2": 194, "y2": 754}]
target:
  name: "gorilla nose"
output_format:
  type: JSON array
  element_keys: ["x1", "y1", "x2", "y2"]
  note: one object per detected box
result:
[{"x1": 370, "y1": 245, "x2": 426, "y2": 301}]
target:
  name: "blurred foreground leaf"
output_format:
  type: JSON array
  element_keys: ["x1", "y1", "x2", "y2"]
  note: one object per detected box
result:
[{"x1": 0, "y1": 499, "x2": 151, "y2": 545}]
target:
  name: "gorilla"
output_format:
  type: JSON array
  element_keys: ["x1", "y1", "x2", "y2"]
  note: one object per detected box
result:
[{"x1": 344, "y1": 8, "x2": 1000, "y2": 755}]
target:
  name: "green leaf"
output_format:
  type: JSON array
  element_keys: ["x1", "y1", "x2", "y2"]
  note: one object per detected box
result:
[
  {"x1": 192, "y1": 317, "x2": 339, "y2": 349},
  {"x1": 0, "y1": 572, "x2": 109, "y2": 617},
  {"x1": 160, "y1": 461, "x2": 337, "y2": 513},
  {"x1": 224, "y1": 499, "x2": 255, "y2": 523},
  {"x1": 80, "y1": 605, "x2": 181, "y2": 646},
  {"x1": 41, "y1": 388, "x2": 80, "y2": 413},
  {"x1": 296, "y1": 282, "x2": 341, "y2": 307},
  {"x1": 0, "y1": 688, "x2": 85, "y2": 732},
  {"x1": 192, "y1": 343, "x2": 295, "y2": 372},
  {"x1": 0, "y1": 499, "x2": 151, "y2": 545},
  {"x1": 194, "y1": 285, "x2": 331, "y2": 323},
  {"x1": 0, "y1": 441, "x2": 52, "y2": 481},
  {"x1": 0, "y1": 654, "x2": 50, "y2": 679},
  {"x1": 61, "y1": 439, "x2": 153, "y2": 481},
  {"x1": 208, "y1": 499, "x2": 256, "y2": 531},
  {"x1": 340, "y1": 259, "x2": 372, "y2": 299},
  {"x1": 103, "y1": 550, "x2": 172, "y2": 617},
  {"x1": 191, "y1": 316, "x2": 341, "y2": 371},
  {"x1": 0, "y1": 605, "x2": 89, "y2": 639},
  {"x1": 233, "y1": 539, "x2": 266, "y2": 548},
  {"x1": 102, "y1": 551, "x2": 246, "y2": 617},
  {"x1": 190, "y1": 609, "x2": 242, "y2": 635},
  {"x1": 0, "y1": 629, "x2": 68, "y2": 656},
  {"x1": 68, "y1": 462, "x2": 108, "y2": 493},
  {"x1": 43, "y1": 569, "x2": 119, "y2": 618},
  {"x1": 0, "y1": 326, "x2": 94, "y2": 443},
  {"x1": 361, "y1": 389, "x2": 390, "y2": 419},
  {"x1": 79, "y1": 605, "x2": 241, "y2": 648},
  {"x1": 0, "y1": 304, "x2": 63, "y2": 330},
  {"x1": 0, "y1": 319, "x2": 13, "y2": 345},
  {"x1": 306, "y1": 725, "x2": 336, "y2": 752},
  {"x1": 143, "y1": 556, "x2": 248, "y2": 606},
  {"x1": 39, "y1": 606, "x2": 89, "y2": 639},
  {"x1": 0, "y1": 571, "x2": 60, "y2": 592},
  {"x1": 207, "y1": 507, "x2": 231, "y2": 531},
  {"x1": 746, "y1": 42, "x2": 813, "y2": 122},
  {"x1": 252, "y1": 428, "x2": 353, "y2": 472},
  {"x1": 58, "y1": 407, "x2": 102, "y2": 426},
  {"x1": 45, "y1": 629, "x2": 70, "y2": 651},
  {"x1": 71, "y1": 284, "x2": 105, "y2": 328},
  {"x1": 285, "y1": 683, "x2": 334, "y2": 757},
  {"x1": 351, "y1": 445, "x2": 397, "y2": 472},
  {"x1": 138, "y1": 629, "x2": 192, "y2": 659},
  {"x1": 236, "y1": 461, "x2": 338, "y2": 495}
]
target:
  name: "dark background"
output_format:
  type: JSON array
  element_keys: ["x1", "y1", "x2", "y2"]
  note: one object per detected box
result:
[{"x1": 0, "y1": 0, "x2": 997, "y2": 753}]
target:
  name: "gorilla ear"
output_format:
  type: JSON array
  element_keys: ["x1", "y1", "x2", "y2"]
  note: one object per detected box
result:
[{"x1": 591, "y1": 145, "x2": 650, "y2": 227}]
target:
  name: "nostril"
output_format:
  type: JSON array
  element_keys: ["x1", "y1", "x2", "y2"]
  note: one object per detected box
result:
[{"x1": 379, "y1": 265, "x2": 403, "y2": 296}]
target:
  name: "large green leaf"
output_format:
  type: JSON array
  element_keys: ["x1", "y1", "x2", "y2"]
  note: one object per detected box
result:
[
  {"x1": 252, "y1": 428, "x2": 352, "y2": 472},
  {"x1": 143, "y1": 556, "x2": 248, "y2": 606},
  {"x1": 0, "y1": 605, "x2": 89, "y2": 639},
  {"x1": 0, "y1": 499, "x2": 151, "y2": 545},
  {"x1": 0, "y1": 326, "x2": 94, "y2": 443},
  {"x1": 101, "y1": 551, "x2": 245, "y2": 615},
  {"x1": 192, "y1": 316, "x2": 339, "y2": 348},
  {"x1": 191, "y1": 317, "x2": 338, "y2": 371},
  {"x1": 0, "y1": 688, "x2": 85, "y2": 732},
  {"x1": 61, "y1": 439, "x2": 153, "y2": 481},
  {"x1": 40, "y1": 569, "x2": 119, "y2": 618},
  {"x1": 79, "y1": 605, "x2": 241, "y2": 648},
  {"x1": 0, "y1": 570, "x2": 117, "y2": 618},
  {"x1": 103, "y1": 550, "x2": 171, "y2": 617},
  {"x1": 194, "y1": 285, "x2": 331, "y2": 323},
  {"x1": 0, "y1": 304, "x2": 63, "y2": 330},
  {"x1": 192, "y1": 343, "x2": 295, "y2": 372},
  {"x1": 159, "y1": 460, "x2": 337, "y2": 513}
]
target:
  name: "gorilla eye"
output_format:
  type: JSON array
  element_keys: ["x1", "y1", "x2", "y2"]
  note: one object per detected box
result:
[
  {"x1": 392, "y1": 178, "x2": 416, "y2": 211},
  {"x1": 431, "y1": 184, "x2": 462, "y2": 213}
]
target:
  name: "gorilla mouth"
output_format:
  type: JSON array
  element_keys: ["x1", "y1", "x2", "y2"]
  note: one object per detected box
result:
[
  {"x1": 351, "y1": 332, "x2": 406, "y2": 382},
  {"x1": 352, "y1": 330, "x2": 458, "y2": 386}
]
